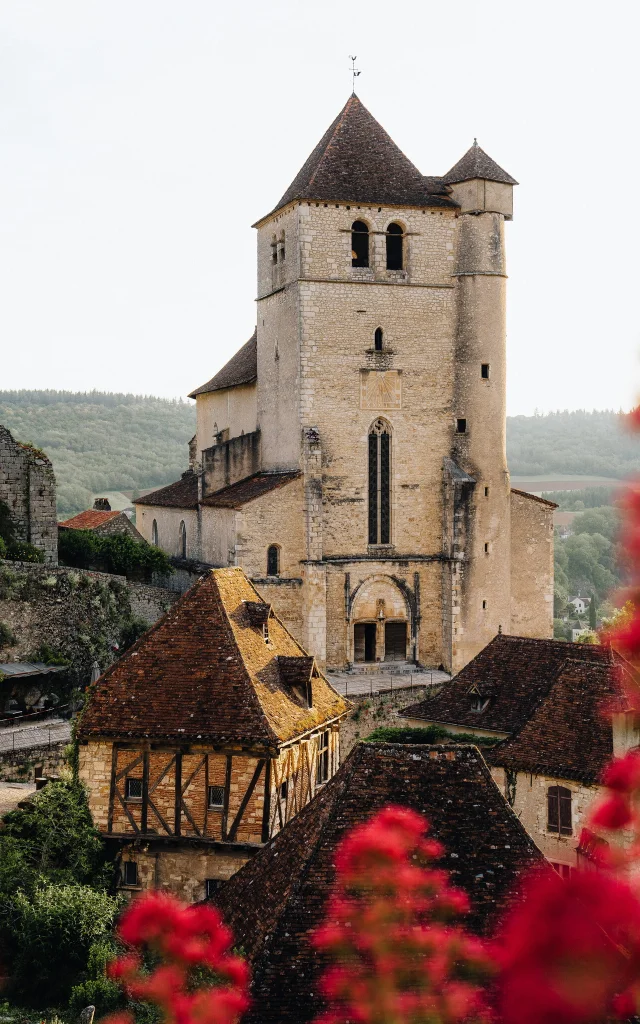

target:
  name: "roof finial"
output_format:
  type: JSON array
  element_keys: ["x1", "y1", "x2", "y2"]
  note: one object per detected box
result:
[
  {"x1": 349, "y1": 55, "x2": 361, "y2": 94},
  {"x1": 473, "y1": 137, "x2": 478, "y2": 146}
]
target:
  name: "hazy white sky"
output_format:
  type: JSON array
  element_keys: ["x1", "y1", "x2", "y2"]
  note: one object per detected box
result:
[{"x1": 0, "y1": 0, "x2": 638, "y2": 415}]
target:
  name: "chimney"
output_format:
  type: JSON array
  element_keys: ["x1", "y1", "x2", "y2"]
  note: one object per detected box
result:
[{"x1": 93, "y1": 497, "x2": 111, "y2": 511}]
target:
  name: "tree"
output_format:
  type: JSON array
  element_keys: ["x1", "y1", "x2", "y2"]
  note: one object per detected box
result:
[{"x1": 589, "y1": 594, "x2": 598, "y2": 630}]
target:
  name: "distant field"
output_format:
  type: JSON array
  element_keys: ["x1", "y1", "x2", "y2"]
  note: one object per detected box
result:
[{"x1": 511, "y1": 475, "x2": 624, "y2": 494}]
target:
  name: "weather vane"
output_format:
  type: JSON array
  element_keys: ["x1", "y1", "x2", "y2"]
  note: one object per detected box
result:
[{"x1": 349, "y1": 55, "x2": 361, "y2": 94}]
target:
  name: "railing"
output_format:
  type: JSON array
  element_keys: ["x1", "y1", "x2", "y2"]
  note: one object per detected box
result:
[
  {"x1": 0, "y1": 704, "x2": 70, "y2": 729},
  {"x1": 341, "y1": 672, "x2": 445, "y2": 698}
]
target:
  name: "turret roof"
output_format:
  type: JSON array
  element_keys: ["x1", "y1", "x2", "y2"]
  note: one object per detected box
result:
[
  {"x1": 261, "y1": 94, "x2": 457, "y2": 221},
  {"x1": 442, "y1": 140, "x2": 518, "y2": 185}
]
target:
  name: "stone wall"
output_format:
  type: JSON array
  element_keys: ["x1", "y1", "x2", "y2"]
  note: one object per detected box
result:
[
  {"x1": 0, "y1": 425, "x2": 57, "y2": 564},
  {"x1": 202, "y1": 431, "x2": 261, "y2": 495},
  {"x1": 0, "y1": 740, "x2": 67, "y2": 782},
  {"x1": 510, "y1": 490, "x2": 555, "y2": 638},
  {"x1": 196, "y1": 383, "x2": 258, "y2": 457},
  {"x1": 340, "y1": 685, "x2": 430, "y2": 757}
]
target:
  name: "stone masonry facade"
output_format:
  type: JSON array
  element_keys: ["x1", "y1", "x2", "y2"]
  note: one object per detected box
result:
[{"x1": 0, "y1": 425, "x2": 57, "y2": 564}]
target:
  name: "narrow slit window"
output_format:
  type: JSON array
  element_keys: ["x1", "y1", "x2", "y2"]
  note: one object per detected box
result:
[
  {"x1": 484, "y1": 543, "x2": 489, "y2": 553},
  {"x1": 482, "y1": 600, "x2": 487, "y2": 610},
  {"x1": 208, "y1": 785, "x2": 225, "y2": 810},
  {"x1": 456, "y1": 418, "x2": 467, "y2": 434},
  {"x1": 374, "y1": 327, "x2": 383, "y2": 351},
  {"x1": 125, "y1": 777, "x2": 143, "y2": 802},
  {"x1": 271, "y1": 235, "x2": 278, "y2": 264},
  {"x1": 481, "y1": 363, "x2": 490, "y2": 379},
  {"x1": 351, "y1": 221, "x2": 369, "y2": 268},
  {"x1": 151, "y1": 519, "x2": 158, "y2": 546},
  {"x1": 123, "y1": 861, "x2": 138, "y2": 886},
  {"x1": 368, "y1": 419, "x2": 391, "y2": 544},
  {"x1": 484, "y1": 486, "x2": 489, "y2": 497},
  {"x1": 179, "y1": 520, "x2": 187, "y2": 559},
  {"x1": 278, "y1": 231, "x2": 285, "y2": 262},
  {"x1": 548, "y1": 786, "x2": 572, "y2": 835},
  {"x1": 386, "y1": 223, "x2": 404, "y2": 270},
  {"x1": 267, "y1": 544, "x2": 280, "y2": 576}
]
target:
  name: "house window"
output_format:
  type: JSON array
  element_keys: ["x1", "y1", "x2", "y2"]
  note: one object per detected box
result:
[
  {"x1": 351, "y1": 221, "x2": 369, "y2": 268},
  {"x1": 205, "y1": 878, "x2": 223, "y2": 899},
  {"x1": 317, "y1": 730, "x2": 330, "y2": 784},
  {"x1": 208, "y1": 785, "x2": 225, "y2": 810},
  {"x1": 151, "y1": 519, "x2": 158, "y2": 546},
  {"x1": 550, "y1": 862, "x2": 573, "y2": 880},
  {"x1": 548, "y1": 785, "x2": 572, "y2": 835},
  {"x1": 368, "y1": 419, "x2": 391, "y2": 545},
  {"x1": 386, "y1": 223, "x2": 404, "y2": 270},
  {"x1": 374, "y1": 327, "x2": 383, "y2": 351},
  {"x1": 123, "y1": 861, "x2": 138, "y2": 886},
  {"x1": 267, "y1": 544, "x2": 280, "y2": 577},
  {"x1": 279, "y1": 779, "x2": 288, "y2": 803},
  {"x1": 456, "y1": 418, "x2": 467, "y2": 434},
  {"x1": 125, "y1": 777, "x2": 143, "y2": 802},
  {"x1": 179, "y1": 520, "x2": 187, "y2": 559}
]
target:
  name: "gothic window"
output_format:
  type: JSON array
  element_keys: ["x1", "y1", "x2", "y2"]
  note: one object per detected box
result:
[
  {"x1": 151, "y1": 519, "x2": 158, "y2": 546},
  {"x1": 374, "y1": 327, "x2": 383, "y2": 351},
  {"x1": 386, "y1": 222, "x2": 404, "y2": 270},
  {"x1": 351, "y1": 220, "x2": 369, "y2": 268},
  {"x1": 548, "y1": 785, "x2": 572, "y2": 835},
  {"x1": 267, "y1": 544, "x2": 280, "y2": 576},
  {"x1": 179, "y1": 520, "x2": 187, "y2": 559},
  {"x1": 368, "y1": 419, "x2": 391, "y2": 544}
]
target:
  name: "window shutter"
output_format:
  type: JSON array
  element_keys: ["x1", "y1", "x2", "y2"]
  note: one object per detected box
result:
[
  {"x1": 547, "y1": 787, "x2": 559, "y2": 832},
  {"x1": 559, "y1": 787, "x2": 572, "y2": 835}
]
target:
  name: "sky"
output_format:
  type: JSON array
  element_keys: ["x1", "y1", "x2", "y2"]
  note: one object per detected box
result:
[{"x1": 0, "y1": 0, "x2": 638, "y2": 415}]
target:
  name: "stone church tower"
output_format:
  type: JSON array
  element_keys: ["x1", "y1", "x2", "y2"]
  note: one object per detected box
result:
[{"x1": 136, "y1": 95, "x2": 554, "y2": 673}]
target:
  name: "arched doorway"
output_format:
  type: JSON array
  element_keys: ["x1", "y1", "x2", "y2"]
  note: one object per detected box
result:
[{"x1": 349, "y1": 575, "x2": 411, "y2": 664}]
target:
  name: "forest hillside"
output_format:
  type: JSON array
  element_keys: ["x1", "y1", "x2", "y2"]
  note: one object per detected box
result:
[{"x1": 0, "y1": 396, "x2": 637, "y2": 517}]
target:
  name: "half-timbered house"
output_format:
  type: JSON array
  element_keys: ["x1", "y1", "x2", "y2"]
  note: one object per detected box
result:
[{"x1": 77, "y1": 567, "x2": 350, "y2": 901}]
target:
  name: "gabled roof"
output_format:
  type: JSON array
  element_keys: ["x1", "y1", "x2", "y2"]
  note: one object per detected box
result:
[
  {"x1": 215, "y1": 742, "x2": 544, "y2": 1024},
  {"x1": 134, "y1": 471, "x2": 198, "y2": 510},
  {"x1": 77, "y1": 568, "x2": 349, "y2": 749},
  {"x1": 511, "y1": 487, "x2": 558, "y2": 508},
  {"x1": 401, "y1": 634, "x2": 623, "y2": 739},
  {"x1": 261, "y1": 95, "x2": 458, "y2": 222},
  {"x1": 58, "y1": 509, "x2": 122, "y2": 531},
  {"x1": 201, "y1": 472, "x2": 299, "y2": 509},
  {"x1": 442, "y1": 140, "x2": 518, "y2": 186},
  {"x1": 188, "y1": 331, "x2": 257, "y2": 398}
]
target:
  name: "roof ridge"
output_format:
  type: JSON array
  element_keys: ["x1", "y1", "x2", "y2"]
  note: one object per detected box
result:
[{"x1": 306, "y1": 94, "x2": 355, "y2": 192}]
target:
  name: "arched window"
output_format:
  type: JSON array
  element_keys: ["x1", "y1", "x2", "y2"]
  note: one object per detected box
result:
[
  {"x1": 548, "y1": 785, "x2": 572, "y2": 835},
  {"x1": 368, "y1": 419, "x2": 391, "y2": 545},
  {"x1": 374, "y1": 327, "x2": 383, "y2": 351},
  {"x1": 179, "y1": 520, "x2": 187, "y2": 559},
  {"x1": 351, "y1": 221, "x2": 369, "y2": 268},
  {"x1": 386, "y1": 222, "x2": 404, "y2": 270},
  {"x1": 151, "y1": 519, "x2": 158, "y2": 546},
  {"x1": 267, "y1": 544, "x2": 280, "y2": 576}
]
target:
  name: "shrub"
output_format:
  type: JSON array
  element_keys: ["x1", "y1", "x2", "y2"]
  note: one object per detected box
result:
[
  {"x1": 59, "y1": 529, "x2": 173, "y2": 581},
  {"x1": 0, "y1": 620, "x2": 16, "y2": 647},
  {"x1": 364, "y1": 726, "x2": 499, "y2": 747}
]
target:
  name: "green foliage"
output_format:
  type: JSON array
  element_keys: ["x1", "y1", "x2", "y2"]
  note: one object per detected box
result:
[
  {"x1": 553, "y1": 618, "x2": 571, "y2": 641},
  {"x1": 541, "y1": 486, "x2": 618, "y2": 510},
  {"x1": 363, "y1": 725, "x2": 499, "y2": 746},
  {"x1": 0, "y1": 620, "x2": 16, "y2": 646},
  {"x1": 3, "y1": 540, "x2": 45, "y2": 563},
  {"x1": 59, "y1": 528, "x2": 173, "y2": 581},
  {"x1": 30, "y1": 643, "x2": 71, "y2": 666},
  {"x1": 0, "y1": 390, "x2": 196, "y2": 517},
  {"x1": 7, "y1": 884, "x2": 122, "y2": 1007},
  {"x1": 507, "y1": 409, "x2": 640, "y2": 478}
]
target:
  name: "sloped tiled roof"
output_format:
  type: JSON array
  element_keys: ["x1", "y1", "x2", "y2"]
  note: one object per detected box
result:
[
  {"x1": 58, "y1": 509, "x2": 122, "y2": 530},
  {"x1": 188, "y1": 331, "x2": 257, "y2": 398},
  {"x1": 77, "y1": 568, "x2": 349, "y2": 748},
  {"x1": 134, "y1": 471, "x2": 198, "y2": 510},
  {"x1": 201, "y1": 472, "x2": 299, "y2": 509},
  {"x1": 401, "y1": 634, "x2": 623, "y2": 738},
  {"x1": 511, "y1": 488, "x2": 558, "y2": 508},
  {"x1": 215, "y1": 743, "x2": 544, "y2": 1024},
  {"x1": 261, "y1": 95, "x2": 458, "y2": 222},
  {"x1": 442, "y1": 140, "x2": 518, "y2": 185}
]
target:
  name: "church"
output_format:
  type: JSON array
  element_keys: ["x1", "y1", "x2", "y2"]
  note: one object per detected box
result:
[{"x1": 135, "y1": 94, "x2": 554, "y2": 674}]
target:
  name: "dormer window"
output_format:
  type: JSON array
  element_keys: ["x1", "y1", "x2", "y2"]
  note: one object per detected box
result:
[
  {"x1": 351, "y1": 221, "x2": 369, "y2": 268},
  {"x1": 386, "y1": 223, "x2": 404, "y2": 270},
  {"x1": 245, "y1": 601, "x2": 272, "y2": 644},
  {"x1": 278, "y1": 655, "x2": 314, "y2": 707},
  {"x1": 470, "y1": 696, "x2": 489, "y2": 713}
]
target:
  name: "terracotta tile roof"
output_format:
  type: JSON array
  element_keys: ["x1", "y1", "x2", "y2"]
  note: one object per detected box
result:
[
  {"x1": 133, "y1": 471, "x2": 198, "y2": 510},
  {"x1": 58, "y1": 509, "x2": 122, "y2": 530},
  {"x1": 260, "y1": 95, "x2": 458, "y2": 222},
  {"x1": 215, "y1": 743, "x2": 544, "y2": 1024},
  {"x1": 77, "y1": 568, "x2": 349, "y2": 749},
  {"x1": 401, "y1": 634, "x2": 622, "y2": 737},
  {"x1": 201, "y1": 472, "x2": 299, "y2": 509},
  {"x1": 442, "y1": 140, "x2": 518, "y2": 186},
  {"x1": 188, "y1": 331, "x2": 257, "y2": 398},
  {"x1": 488, "y1": 655, "x2": 624, "y2": 784},
  {"x1": 511, "y1": 487, "x2": 558, "y2": 508}
]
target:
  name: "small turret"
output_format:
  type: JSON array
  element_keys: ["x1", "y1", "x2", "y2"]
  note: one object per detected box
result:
[{"x1": 443, "y1": 140, "x2": 517, "y2": 220}]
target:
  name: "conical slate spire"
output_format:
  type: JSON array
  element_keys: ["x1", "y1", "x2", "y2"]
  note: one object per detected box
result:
[
  {"x1": 442, "y1": 140, "x2": 517, "y2": 186},
  {"x1": 262, "y1": 94, "x2": 456, "y2": 220}
]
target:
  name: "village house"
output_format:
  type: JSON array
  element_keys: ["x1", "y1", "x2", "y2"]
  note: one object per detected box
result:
[
  {"x1": 77, "y1": 567, "x2": 350, "y2": 901},
  {"x1": 399, "y1": 634, "x2": 635, "y2": 874},
  {"x1": 134, "y1": 94, "x2": 555, "y2": 676},
  {"x1": 214, "y1": 741, "x2": 545, "y2": 1024},
  {"x1": 58, "y1": 498, "x2": 145, "y2": 543}
]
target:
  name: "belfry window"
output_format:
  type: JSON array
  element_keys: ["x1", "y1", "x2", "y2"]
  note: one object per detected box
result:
[
  {"x1": 368, "y1": 419, "x2": 391, "y2": 545},
  {"x1": 271, "y1": 234, "x2": 278, "y2": 264},
  {"x1": 278, "y1": 231, "x2": 285, "y2": 262},
  {"x1": 267, "y1": 544, "x2": 280, "y2": 576},
  {"x1": 179, "y1": 520, "x2": 187, "y2": 559},
  {"x1": 151, "y1": 519, "x2": 158, "y2": 546},
  {"x1": 386, "y1": 223, "x2": 404, "y2": 270},
  {"x1": 351, "y1": 221, "x2": 369, "y2": 268},
  {"x1": 374, "y1": 327, "x2": 383, "y2": 351}
]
